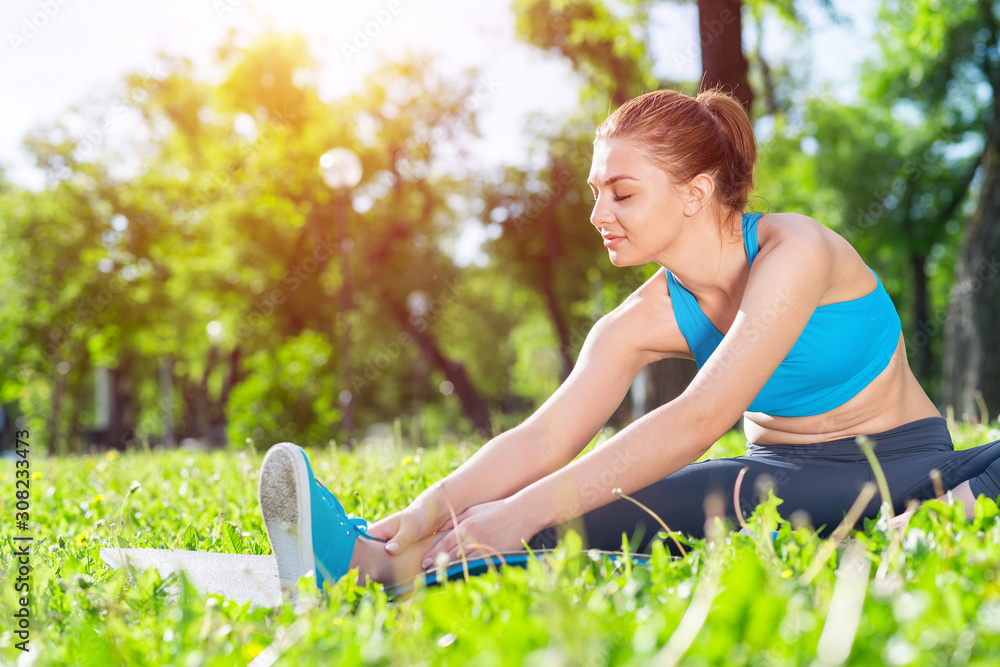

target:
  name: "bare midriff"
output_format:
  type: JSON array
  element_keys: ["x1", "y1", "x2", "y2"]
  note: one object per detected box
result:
[{"x1": 742, "y1": 334, "x2": 941, "y2": 446}]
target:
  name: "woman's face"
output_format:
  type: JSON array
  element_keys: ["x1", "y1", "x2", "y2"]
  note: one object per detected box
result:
[{"x1": 587, "y1": 139, "x2": 687, "y2": 267}]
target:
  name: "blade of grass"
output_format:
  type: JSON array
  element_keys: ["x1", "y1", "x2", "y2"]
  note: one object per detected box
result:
[
  {"x1": 976, "y1": 391, "x2": 989, "y2": 427},
  {"x1": 930, "y1": 468, "x2": 944, "y2": 499},
  {"x1": 876, "y1": 499, "x2": 917, "y2": 583},
  {"x1": 114, "y1": 481, "x2": 142, "y2": 585},
  {"x1": 652, "y1": 554, "x2": 722, "y2": 667},
  {"x1": 800, "y1": 482, "x2": 876, "y2": 586},
  {"x1": 248, "y1": 617, "x2": 311, "y2": 667},
  {"x1": 733, "y1": 466, "x2": 749, "y2": 530},
  {"x1": 733, "y1": 468, "x2": 777, "y2": 559},
  {"x1": 814, "y1": 541, "x2": 871, "y2": 666},
  {"x1": 613, "y1": 488, "x2": 687, "y2": 557},
  {"x1": 856, "y1": 436, "x2": 894, "y2": 519},
  {"x1": 442, "y1": 493, "x2": 470, "y2": 584}
]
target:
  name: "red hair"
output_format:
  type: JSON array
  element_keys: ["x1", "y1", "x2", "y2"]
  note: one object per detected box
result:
[{"x1": 595, "y1": 88, "x2": 758, "y2": 214}]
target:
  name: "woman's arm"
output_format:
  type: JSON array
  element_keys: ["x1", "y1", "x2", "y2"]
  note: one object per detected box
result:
[
  {"x1": 368, "y1": 271, "x2": 688, "y2": 551},
  {"x1": 431, "y1": 307, "x2": 663, "y2": 508},
  {"x1": 520, "y1": 228, "x2": 835, "y2": 530},
  {"x1": 426, "y1": 223, "x2": 838, "y2": 558}
]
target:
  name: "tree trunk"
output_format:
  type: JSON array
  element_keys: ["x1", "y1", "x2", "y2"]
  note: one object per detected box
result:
[
  {"x1": 47, "y1": 358, "x2": 65, "y2": 455},
  {"x1": 909, "y1": 252, "x2": 932, "y2": 381},
  {"x1": 105, "y1": 364, "x2": 134, "y2": 450},
  {"x1": 404, "y1": 317, "x2": 492, "y2": 434},
  {"x1": 697, "y1": 0, "x2": 753, "y2": 112},
  {"x1": 943, "y1": 115, "x2": 1000, "y2": 421},
  {"x1": 540, "y1": 164, "x2": 575, "y2": 381},
  {"x1": 65, "y1": 358, "x2": 87, "y2": 455},
  {"x1": 388, "y1": 303, "x2": 492, "y2": 434},
  {"x1": 646, "y1": 358, "x2": 699, "y2": 410},
  {"x1": 160, "y1": 357, "x2": 176, "y2": 448},
  {"x1": 638, "y1": 0, "x2": 750, "y2": 418},
  {"x1": 215, "y1": 347, "x2": 242, "y2": 424},
  {"x1": 539, "y1": 277, "x2": 575, "y2": 382},
  {"x1": 179, "y1": 375, "x2": 202, "y2": 440}
]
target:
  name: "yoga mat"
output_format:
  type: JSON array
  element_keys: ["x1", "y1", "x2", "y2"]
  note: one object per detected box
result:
[
  {"x1": 100, "y1": 548, "x2": 651, "y2": 606},
  {"x1": 100, "y1": 548, "x2": 282, "y2": 608},
  {"x1": 384, "y1": 549, "x2": 650, "y2": 596}
]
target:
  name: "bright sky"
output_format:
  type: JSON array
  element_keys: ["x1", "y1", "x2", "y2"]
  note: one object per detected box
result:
[
  {"x1": 0, "y1": 0, "x2": 587, "y2": 189},
  {"x1": 0, "y1": 0, "x2": 876, "y2": 194}
]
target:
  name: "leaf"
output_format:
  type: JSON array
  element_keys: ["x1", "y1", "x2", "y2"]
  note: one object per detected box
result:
[
  {"x1": 221, "y1": 521, "x2": 245, "y2": 554},
  {"x1": 179, "y1": 523, "x2": 201, "y2": 550}
]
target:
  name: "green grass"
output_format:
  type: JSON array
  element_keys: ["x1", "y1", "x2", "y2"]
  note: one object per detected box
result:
[{"x1": 3, "y1": 422, "x2": 1000, "y2": 665}]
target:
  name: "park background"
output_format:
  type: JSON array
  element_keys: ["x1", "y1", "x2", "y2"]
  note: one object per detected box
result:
[
  {"x1": 3, "y1": 1, "x2": 1000, "y2": 665},
  {"x1": 1, "y1": 0, "x2": 999, "y2": 453}
]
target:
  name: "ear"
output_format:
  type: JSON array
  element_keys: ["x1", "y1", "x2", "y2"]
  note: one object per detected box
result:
[{"x1": 682, "y1": 173, "x2": 716, "y2": 216}]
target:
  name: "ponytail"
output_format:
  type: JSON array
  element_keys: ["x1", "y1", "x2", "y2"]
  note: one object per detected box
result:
[{"x1": 696, "y1": 89, "x2": 757, "y2": 212}]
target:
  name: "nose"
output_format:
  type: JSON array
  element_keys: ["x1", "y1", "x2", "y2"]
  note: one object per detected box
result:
[{"x1": 590, "y1": 194, "x2": 613, "y2": 229}]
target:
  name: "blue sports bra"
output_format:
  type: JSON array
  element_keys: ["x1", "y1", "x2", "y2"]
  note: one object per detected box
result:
[{"x1": 666, "y1": 212, "x2": 901, "y2": 417}]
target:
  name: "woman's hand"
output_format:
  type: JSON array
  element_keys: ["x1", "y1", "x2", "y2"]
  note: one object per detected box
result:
[
  {"x1": 365, "y1": 507, "x2": 424, "y2": 554},
  {"x1": 365, "y1": 484, "x2": 456, "y2": 555},
  {"x1": 420, "y1": 497, "x2": 538, "y2": 568}
]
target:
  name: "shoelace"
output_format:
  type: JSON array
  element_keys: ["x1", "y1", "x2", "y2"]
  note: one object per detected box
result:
[{"x1": 315, "y1": 478, "x2": 387, "y2": 542}]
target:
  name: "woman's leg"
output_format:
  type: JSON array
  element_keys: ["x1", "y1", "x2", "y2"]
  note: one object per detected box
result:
[
  {"x1": 546, "y1": 431, "x2": 1000, "y2": 555},
  {"x1": 353, "y1": 436, "x2": 1000, "y2": 582},
  {"x1": 881, "y1": 436, "x2": 1000, "y2": 518},
  {"x1": 528, "y1": 453, "x2": 876, "y2": 554},
  {"x1": 948, "y1": 439, "x2": 1000, "y2": 505}
]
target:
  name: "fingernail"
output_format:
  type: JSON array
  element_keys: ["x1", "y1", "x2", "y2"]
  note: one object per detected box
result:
[
  {"x1": 385, "y1": 542, "x2": 399, "y2": 553},
  {"x1": 421, "y1": 558, "x2": 433, "y2": 569}
]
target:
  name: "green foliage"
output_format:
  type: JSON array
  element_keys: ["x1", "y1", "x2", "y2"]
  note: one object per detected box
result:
[
  {"x1": 5, "y1": 421, "x2": 1000, "y2": 665},
  {"x1": 6, "y1": 0, "x2": 994, "y2": 452},
  {"x1": 507, "y1": 306, "x2": 567, "y2": 403},
  {"x1": 512, "y1": 0, "x2": 658, "y2": 107},
  {"x1": 226, "y1": 331, "x2": 341, "y2": 448},
  {"x1": 484, "y1": 0, "x2": 660, "y2": 387},
  {"x1": 4, "y1": 31, "x2": 521, "y2": 450}
]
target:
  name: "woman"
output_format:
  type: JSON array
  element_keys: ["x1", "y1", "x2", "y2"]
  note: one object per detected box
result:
[{"x1": 258, "y1": 88, "x2": 1000, "y2": 592}]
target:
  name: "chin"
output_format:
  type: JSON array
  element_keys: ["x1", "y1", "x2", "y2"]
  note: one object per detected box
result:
[{"x1": 608, "y1": 254, "x2": 637, "y2": 268}]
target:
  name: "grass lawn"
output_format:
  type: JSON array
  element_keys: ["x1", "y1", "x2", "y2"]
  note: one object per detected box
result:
[{"x1": 3, "y1": 421, "x2": 1000, "y2": 665}]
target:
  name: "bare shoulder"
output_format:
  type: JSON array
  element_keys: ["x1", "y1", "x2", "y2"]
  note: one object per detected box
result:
[
  {"x1": 598, "y1": 268, "x2": 692, "y2": 362},
  {"x1": 755, "y1": 212, "x2": 874, "y2": 302},
  {"x1": 756, "y1": 212, "x2": 840, "y2": 249}
]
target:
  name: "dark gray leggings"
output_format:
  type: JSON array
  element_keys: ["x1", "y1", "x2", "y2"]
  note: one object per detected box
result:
[{"x1": 528, "y1": 417, "x2": 1000, "y2": 554}]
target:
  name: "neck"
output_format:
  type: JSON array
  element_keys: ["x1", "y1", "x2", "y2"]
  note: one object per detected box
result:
[{"x1": 658, "y1": 208, "x2": 747, "y2": 302}]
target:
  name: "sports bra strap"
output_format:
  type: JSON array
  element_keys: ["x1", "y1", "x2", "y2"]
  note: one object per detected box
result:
[{"x1": 742, "y1": 212, "x2": 762, "y2": 266}]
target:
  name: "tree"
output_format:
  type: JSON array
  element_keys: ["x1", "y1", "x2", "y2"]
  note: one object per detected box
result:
[
  {"x1": 942, "y1": 1, "x2": 1000, "y2": 420},
  {"x1": 699, "y1": 0, "x2": 753, "y2": 111},
  {"x1": 0, "y1": 181, "x2": 105, "y2": 453},
  {"x1": 4, "y1": 32, "x2": 520, "y2": 450},
  {"x1": 850, "y1": 0, "x2": 1000, "y2": 417}
]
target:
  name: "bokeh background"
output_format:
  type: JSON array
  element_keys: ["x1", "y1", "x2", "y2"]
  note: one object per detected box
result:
[{"x1": 1, "y1": 0, "x2": 998, "y2": 454}]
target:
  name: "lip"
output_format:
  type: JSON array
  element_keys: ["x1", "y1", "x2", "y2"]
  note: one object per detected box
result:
[{"x1": 603, "y1": 235, "x2": 625, "y2": 248}]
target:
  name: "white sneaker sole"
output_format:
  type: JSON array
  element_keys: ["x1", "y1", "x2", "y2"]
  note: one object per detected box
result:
[{"x1": 258, "y1": 442, "x2": 315, "y2": 603}]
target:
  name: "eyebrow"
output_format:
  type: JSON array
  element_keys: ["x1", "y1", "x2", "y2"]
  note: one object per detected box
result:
[{"x1": 587, "y1": 174, "x2": 639, "y2": 188}]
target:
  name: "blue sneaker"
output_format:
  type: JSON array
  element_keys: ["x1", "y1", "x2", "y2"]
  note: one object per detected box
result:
[{"x1": 258, "y1": 442, "x2": 379, "y2": 598}]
